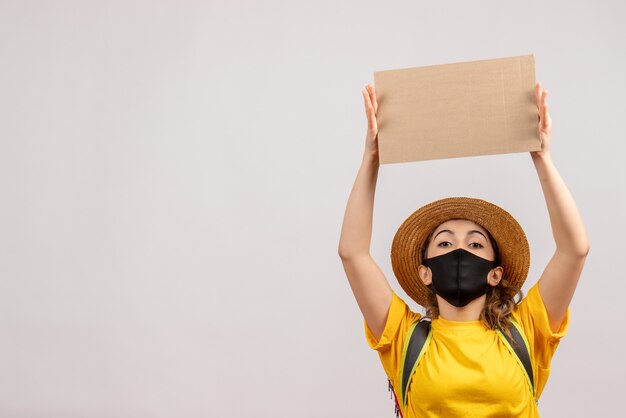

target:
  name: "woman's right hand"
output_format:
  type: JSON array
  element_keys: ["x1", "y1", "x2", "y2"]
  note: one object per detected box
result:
[{"x1": 362, "y1": 84, "x2": 379, "y2": 158}]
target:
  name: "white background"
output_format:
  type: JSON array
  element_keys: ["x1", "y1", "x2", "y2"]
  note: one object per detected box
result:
[{"x1": 1, "y1": 1, "x2": 624, "y2": 416}]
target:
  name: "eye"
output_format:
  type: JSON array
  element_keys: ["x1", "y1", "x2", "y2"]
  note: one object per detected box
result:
[
  {"x1": 437, "y1": 241, "x2": 452, "y2": 247},
  {"x1": 469, "y1": 242, "x2": 484, "y2": 249}
]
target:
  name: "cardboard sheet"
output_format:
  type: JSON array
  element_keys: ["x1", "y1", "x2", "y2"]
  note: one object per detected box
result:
[{"x1": 373, "y1": 54, "x2": 541, "y2": 164}]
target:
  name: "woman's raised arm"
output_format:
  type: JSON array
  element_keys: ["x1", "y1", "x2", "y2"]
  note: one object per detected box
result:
[
  {"x1": 338, "y1": 84, "x2": 393, "y2": 340},
  {"x1": 531, "y1": 82, "x2": 591, "y2": 332}
]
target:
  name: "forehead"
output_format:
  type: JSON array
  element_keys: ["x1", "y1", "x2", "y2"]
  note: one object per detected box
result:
[{"x1": 431, "y1": 219, "x2": 489, "y2": 236}]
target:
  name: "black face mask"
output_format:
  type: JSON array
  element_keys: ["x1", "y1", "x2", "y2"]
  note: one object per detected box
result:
[{"x1": 422, "y1": 248, "x2": 498, "y2": 307}]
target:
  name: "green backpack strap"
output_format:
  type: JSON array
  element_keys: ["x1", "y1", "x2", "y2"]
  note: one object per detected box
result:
[
  {"x1": 399, "y1": 319, "x2": 433, "y2": 408},
  {"x1": 496, "y1": 318, "x2": 536, "y2": 402}
]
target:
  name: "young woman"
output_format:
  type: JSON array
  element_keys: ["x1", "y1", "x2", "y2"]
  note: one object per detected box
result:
[{"x1": 338, "y1": 82, "x2": 589, "y2": 417}]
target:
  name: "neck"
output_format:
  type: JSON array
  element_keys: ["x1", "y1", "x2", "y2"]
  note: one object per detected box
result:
[{"x1": 436, "y1": 294, "x2": 486, "y2": 321}]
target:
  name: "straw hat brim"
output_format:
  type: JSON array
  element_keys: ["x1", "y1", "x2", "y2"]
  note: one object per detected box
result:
[{"x1": 391, "y1": 197, "x2": 530, "y2": 307}]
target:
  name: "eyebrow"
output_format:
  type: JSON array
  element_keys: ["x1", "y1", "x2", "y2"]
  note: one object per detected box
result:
[{"x1": 433, "y1": 229, "x2": 487, "y2": 240}]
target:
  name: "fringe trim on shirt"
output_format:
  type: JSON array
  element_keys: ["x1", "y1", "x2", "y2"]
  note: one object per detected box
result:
[{"x1": 388, "y1": 378, "x2": 403, "y2": 418}]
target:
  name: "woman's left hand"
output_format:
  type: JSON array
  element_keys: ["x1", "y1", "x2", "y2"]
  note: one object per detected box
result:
[{"x1": 531, "y1": 82, "x2": 552, "y2": 158}]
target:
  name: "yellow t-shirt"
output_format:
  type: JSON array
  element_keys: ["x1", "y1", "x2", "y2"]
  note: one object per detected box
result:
[{"x1": 364, "y1": 282, "x2": 570, "y2": 418}]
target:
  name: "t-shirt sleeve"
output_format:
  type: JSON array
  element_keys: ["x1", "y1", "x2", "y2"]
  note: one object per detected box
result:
[
  {"x1": 364, "y1": 291, "x2": 422, "y2": 384},
  {"x1": 512, "y1": 281, "x2": 570, "y2": 399}
]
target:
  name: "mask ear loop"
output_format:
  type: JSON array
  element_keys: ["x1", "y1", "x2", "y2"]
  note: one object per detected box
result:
[
  {"x1": 420, "y1": 255, "x2": 436, "y2": 294},
  {"x1": 419, "y1": 237, "x2": 435, "y2": 294}
]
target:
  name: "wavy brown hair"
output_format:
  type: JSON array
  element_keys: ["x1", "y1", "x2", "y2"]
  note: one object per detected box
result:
[{"x1": 420, "y1": 219, "x2": 524, "y2": 336}]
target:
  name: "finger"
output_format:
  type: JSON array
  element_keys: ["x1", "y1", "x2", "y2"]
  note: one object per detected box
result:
[
  {"x1": 541, "y1": 90, "x2": 550, "y2": 127},
  {"x1": 363, "y1": 88, "x2": 373, "y2": 113},
  {"x1": 542, "y1": 103, "x2": 549, "y2": 129},
  {"x1": 365, "y1": 84, "x2": 375, "y2": 115},
  {"x1": 362, "y1": 89, "x2": 371, "y2": 115},
  {"x1": 368, "y1": 84, "x2": 378, "y2": 114},
  {"x1": 362, "y1": 89, "x2": 375, "y2": 129}
]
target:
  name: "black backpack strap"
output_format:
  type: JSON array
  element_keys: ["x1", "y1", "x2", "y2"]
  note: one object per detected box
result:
[
  {"x1": 497, "y1": 319, "x2": 535, "y2": 400},
  {"x1": 400, "y1": 319, "x2": 432, "y2": 407}
]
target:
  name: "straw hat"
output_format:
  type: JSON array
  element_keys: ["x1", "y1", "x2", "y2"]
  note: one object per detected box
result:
[{"x1": 391, "y1": 197, "x2": 530, "y2": 307}]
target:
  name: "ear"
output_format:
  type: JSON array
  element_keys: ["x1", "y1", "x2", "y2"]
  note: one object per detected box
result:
[
  {"x1": 488, "y1": 266, "x2": 504, "y2": 287},
  {"x1": 418, "y1": 264, "x2": 432, "y2": 286}
]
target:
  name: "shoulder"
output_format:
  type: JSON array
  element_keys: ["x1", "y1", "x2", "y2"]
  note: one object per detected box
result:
[
  {"x1": 363, "y1": 290, "x2": 422, "y2": 385},
  {"x1": 364, "y1": 290, "x2": 422, "y2": 351},
  {"x1": 512, "y1": 281, "x2": 570, "y2": 343}
]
